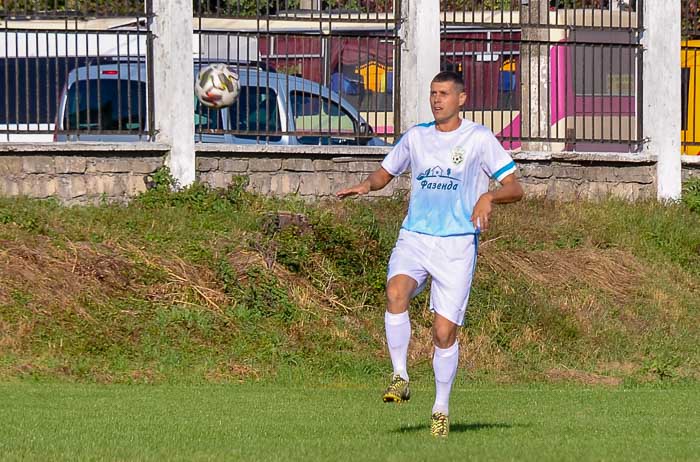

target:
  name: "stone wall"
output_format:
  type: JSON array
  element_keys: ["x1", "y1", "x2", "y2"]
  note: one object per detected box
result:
[
  {"x1": 196, "y1": 146, "x2": 669, "y2": 201},
  {"x1": 0, "y1": 144, "x2": 167, "y2": 205},
  {"x1": 1, "y1": 143, "x2": 699, "y2": 204},
  {"x1": 682, "y1": 156, "x2": 700, "y2": 182},
  {"x1": 514, "y1": 152, "x2": 659, "y2": 201},
  {"x1": 197, "y1": 151, "x2": 410, "y2": 198}
]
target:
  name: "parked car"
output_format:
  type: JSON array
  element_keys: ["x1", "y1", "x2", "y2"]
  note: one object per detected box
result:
[
  {"x1": 55, "y1": 62, "x2": 387, "y2": 146},
  {"x1": 0, "y1": 29, "x2": 261, "y2": 142}
]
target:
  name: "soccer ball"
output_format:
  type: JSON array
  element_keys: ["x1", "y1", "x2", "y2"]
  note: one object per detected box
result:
[{"x1": 194, "y1": 63, "x2": 240, "y2": 109}]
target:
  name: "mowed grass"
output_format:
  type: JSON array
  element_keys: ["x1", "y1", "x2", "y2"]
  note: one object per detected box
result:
[{"x1": 1, "y1": 383, "x2": 698, "y2": 461}]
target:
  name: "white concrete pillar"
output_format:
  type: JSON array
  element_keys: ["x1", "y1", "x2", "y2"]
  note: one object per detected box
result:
[
  {"x1": 643, "y1": 0, "x2": 681, "y2": 201},
  {"x1": 520, "y1": 0, "x2": 552, "y2": 152},
  {"x1": 152, "y1": 0, "x2": 195, "y2": 188},
  {"x1": 399, "y1": 0, "x2": 440, "y2": 131}
]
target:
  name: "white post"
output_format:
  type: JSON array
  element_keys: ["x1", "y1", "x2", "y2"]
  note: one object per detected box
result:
[
  {"x1": 643, "y1": 0, "x2": 681, "y2": 201},
  {"x1": 521, "y1": 0, "x2": 553, "y2": 152},
  {"x1": 399, "y1": 0, "x2": 440, "y2": 132},
  {"x1": 152, "y1": 0, "x2": 195, "y2": 188}
]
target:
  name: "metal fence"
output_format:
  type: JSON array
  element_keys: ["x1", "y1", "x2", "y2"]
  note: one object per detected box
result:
[
  {"x1": 442, "y1": 0, "x2": 644, "y2": 153},
  {"x1": 682, "y1": 0, "x2": 700, "y2": 155},
  {"x1": 1, "y1": 0, "x2": 647, "y2": 152},
  {"x1": 193, "y1": 1, "x2": 400, "y2": 146},
  {"x1": 0, "y1": 0, "x2": 154, "y2": 142}
]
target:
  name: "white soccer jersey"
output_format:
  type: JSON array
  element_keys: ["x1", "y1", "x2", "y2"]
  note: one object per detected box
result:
[{"x1": 381, "y1": 119, "x2": 517, "y2": 237}]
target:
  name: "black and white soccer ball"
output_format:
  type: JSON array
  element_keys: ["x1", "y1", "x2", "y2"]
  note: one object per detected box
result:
[{"x1": 194, "y1": 63, "x2": 241, "y2": 109}]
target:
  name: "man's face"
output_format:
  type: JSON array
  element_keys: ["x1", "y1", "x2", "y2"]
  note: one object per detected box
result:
[{"x1": 430, "y1": 80, "x2": 466, "y2": 124}]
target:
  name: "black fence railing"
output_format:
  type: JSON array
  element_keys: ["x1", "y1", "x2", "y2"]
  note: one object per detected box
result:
[
  {"x1": 1, "y1": 1, "x2": 147, "y2": 18},
  {"x1": 0, "y1": 0, "x2": 154, "y2": 142},
  {"x1": 1, "y1": 0, "x2": 650, "y2": 152},
  {"x1": 441, "y1": 0, "x2": 638, "y2": 29},
  {"x1": 195, "y1": 0, "x2": 395, "y2": 20},
  {"x1": 193, "y1": 1, "x2": 401, "y2": 146},
  {"x1": 442, "y1": 0, "x2": 643, "y2": 153}
]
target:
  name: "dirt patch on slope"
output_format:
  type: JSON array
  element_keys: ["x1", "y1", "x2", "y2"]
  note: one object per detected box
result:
[{"x1": 0, "y1": 238, "x2": 141, "y2": 312}]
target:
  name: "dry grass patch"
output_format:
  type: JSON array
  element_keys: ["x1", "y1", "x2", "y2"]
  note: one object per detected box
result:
[
  {"x1": 545, "y1": 367, "x2": 623, "y2": 386},
  {"x1": 0, "y1": 238, "x2": 140, "y2": 310},
  {"x1": 480, "y1": 247, "x2": 643, "y2": 301},
  {"x1": 204, "y1": 361, "x2": 261, "y2": 383}
]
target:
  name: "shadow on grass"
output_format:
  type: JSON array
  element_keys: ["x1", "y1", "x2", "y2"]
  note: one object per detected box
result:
[{"x1": 393, "y1": 422, "x2": 524, "y2": 434}]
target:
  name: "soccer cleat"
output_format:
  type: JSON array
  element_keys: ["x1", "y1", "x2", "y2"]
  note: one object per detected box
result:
[
  {"x1": 430, "y1": 412, "x2": 449, "y2": 438},
  {"x1": 382, "y1": 374, "x2": 410, "y2": 403}
]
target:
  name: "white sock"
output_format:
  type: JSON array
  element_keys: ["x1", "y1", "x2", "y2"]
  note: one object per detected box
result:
[
  {"x1": 432, "y1": 341, "x2": 459, "y2": 415},
  {"x1": 385, "y1": 311, "x2": 411, "y2": 381}
]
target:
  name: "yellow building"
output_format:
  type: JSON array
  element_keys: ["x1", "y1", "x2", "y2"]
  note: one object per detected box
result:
[
  {"x1": 682, "y1": 40, "x2": 700, "y2": 155},
  {"x1": 356, "y1": 61, "x2": 391, "y2": 93}
]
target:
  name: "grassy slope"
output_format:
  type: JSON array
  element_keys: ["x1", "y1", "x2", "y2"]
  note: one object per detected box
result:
[
  {"x1": 1, "y1": 383, "x2": 698, "y2": 461},
  {"x1": 0, "y1": 175, "x2": 699, "y2": 385}
]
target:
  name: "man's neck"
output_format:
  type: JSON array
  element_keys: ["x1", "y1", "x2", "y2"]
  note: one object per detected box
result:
[{"x1": 435, "y1": 117, "x2": 462, "y2": 133}]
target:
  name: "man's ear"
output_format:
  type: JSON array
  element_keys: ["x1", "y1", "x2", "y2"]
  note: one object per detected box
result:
[{"x1": 459, "y1": 91, "x2": 467, "y2": 107}]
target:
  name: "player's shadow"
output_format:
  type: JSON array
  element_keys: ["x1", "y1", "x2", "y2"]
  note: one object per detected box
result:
[{"x1": 393, "y1": 422, "x2": 522, "y2": 434}]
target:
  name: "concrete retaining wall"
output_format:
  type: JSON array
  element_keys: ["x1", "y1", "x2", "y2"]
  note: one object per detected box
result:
[
  {"x1": 0, "y1": 143, "x2": 168, "y2": 205},
  {"x1": 514, "y1": 152, "x2": 658, "y2": 201},
  {"x1": 196, "y1": 146, "x2": 410, "y2": 199},
  {"x1": 1, "y1": 143, "x2": 699, "y2": 204},
  {"x1": 195, "y1": 146, "x2": 700, "y2": 202}
]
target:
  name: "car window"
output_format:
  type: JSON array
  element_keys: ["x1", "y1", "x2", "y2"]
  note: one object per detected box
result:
[
  {"x1": 63, "y1": 79, "x2": 146, "y2": 131},
  {"x1": 0, "y1": 57, "x2": 87, "y2": 125},
  {"x1": 228, "y1": 86, "x2": 281, "y2": 141},
  {"x1": 289, "y1": 91, "x2": 357, "y2": 145}
]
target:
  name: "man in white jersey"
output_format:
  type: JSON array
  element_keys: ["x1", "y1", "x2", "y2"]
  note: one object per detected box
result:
[{"x1": 336, "y1": 71, "x2": 523, "y2": 438}]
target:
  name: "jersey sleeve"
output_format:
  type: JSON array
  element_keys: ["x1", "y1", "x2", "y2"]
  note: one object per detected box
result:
[
  {"x1": 478, "y1": 128, "x2": 517, "y2": 182},
  {"x1": 380, "y1": 130, "x2": 411, "y2": 176}
]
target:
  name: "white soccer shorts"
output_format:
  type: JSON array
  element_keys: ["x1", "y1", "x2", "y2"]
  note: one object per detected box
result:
[{"x1": 387, "y1": 228, "x2": 478, "y2": 326}]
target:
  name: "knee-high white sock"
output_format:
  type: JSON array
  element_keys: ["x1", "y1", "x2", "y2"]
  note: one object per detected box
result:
[
  {"x1": 432, "y1": 341, "x2": 459, "y2": 415},
  {"x1": 385, "y1": 311, "x2": 411, "y2": 381}
]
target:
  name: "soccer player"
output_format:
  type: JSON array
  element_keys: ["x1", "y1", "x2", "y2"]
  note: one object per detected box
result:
[{"x1": 335, "y1": 71, "x2": 523, "y2": 437}]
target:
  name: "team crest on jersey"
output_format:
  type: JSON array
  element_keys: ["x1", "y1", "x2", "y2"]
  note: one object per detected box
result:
[{"x1": 451, "y1": 146, "x2": 465, "y2": 165}]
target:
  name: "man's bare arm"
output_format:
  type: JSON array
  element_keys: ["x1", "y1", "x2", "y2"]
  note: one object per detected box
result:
[
  {"x1": 470, "y1": 174, "x2": 523, "y2": 232},
  {"x1": 335, "y1": 167, "x2": 395, "y2": 198},
  {"x1": 483, "y1": 174, "x2": 523, "y2": 204}
]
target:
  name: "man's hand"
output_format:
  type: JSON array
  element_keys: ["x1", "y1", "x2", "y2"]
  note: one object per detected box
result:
[
  {"x1": 471, "y1": 193, "x2": 493, "y2": 232},
  {"x1": 336, "y1": 181, "x2": 371, "y2": 199},
  {"x1": 335, "y1": 168, "x2": 394, "y2": 199},
  {"x1": 471, "y1": 174, "x2": 523, "y2": 233}
]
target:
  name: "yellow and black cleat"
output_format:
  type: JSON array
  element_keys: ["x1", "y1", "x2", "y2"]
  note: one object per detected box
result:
[
  {"x1": 382, "y1": 374, "x2": 410, "y2": 403},
  {"x1": 430, "y1": 412, "x2": 449, "y2": 438}
]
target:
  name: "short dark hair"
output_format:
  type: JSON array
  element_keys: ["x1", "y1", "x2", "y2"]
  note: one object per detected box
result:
[{"x1": 432, "y1": 71, "x2": 465, "y2": 93}]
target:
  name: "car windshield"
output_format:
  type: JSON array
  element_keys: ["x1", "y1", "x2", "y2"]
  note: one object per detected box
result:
[{"x1": 63, "y1": 79, "x2": 146, "y2": 131}]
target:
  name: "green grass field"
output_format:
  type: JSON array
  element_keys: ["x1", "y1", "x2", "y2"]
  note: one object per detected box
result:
[
  {"x1": 1, "y1": 383, "x2": 698, "y2": 461},
  {"x1": 2, "y1": 175, "x2": 700, "y2": 460}
]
